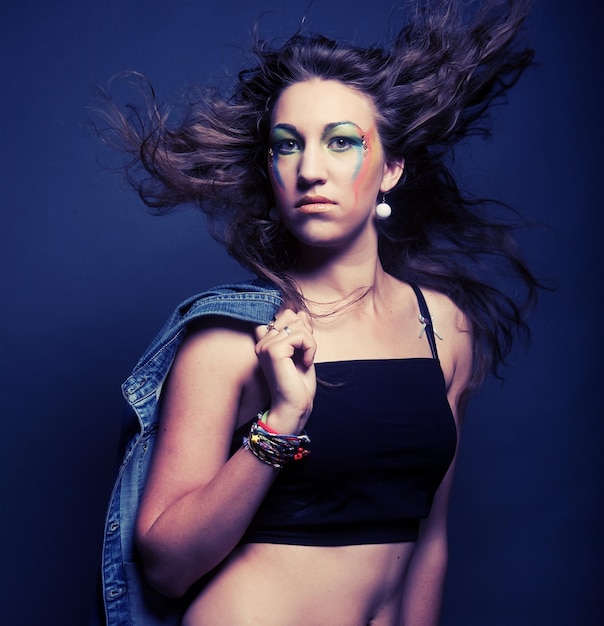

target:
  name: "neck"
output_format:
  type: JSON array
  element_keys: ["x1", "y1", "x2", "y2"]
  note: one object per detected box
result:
[{"x1": 288, "y1": 241, "x2": 389, "y2": 310}]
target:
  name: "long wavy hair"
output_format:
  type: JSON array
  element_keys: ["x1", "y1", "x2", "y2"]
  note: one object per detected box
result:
[{"x1": 93, "y1": 0, "x2": 540, "y2": 399}]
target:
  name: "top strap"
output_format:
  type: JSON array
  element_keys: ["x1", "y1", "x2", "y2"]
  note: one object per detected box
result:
[{"x1": 409, "y1": 283, "x2": 439, "y2": 360}]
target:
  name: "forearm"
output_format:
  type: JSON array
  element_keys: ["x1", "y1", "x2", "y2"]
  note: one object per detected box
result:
[
  {"x1": 137, "y1": 445, "x2": 277, "y2": 597},
  {"x1": 401, "y1": 536, "x2": 448, "y2": 626}
]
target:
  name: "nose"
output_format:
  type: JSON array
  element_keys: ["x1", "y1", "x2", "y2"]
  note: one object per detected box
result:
[{"x1": 297, "y1": 145, "x2": 326, "y2": 188}]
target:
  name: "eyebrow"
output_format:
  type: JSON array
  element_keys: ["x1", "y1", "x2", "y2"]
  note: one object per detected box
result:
[
  {"x1": 270, "y1": 121, "x2": 365, "y2": 137},
  {"x1": 271, "y1": 123, "x2": 299, "y2": 135}
]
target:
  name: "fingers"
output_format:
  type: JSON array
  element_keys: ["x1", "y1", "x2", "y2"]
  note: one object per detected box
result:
[
  {"x1": 255, "y1": 310, "x2": 315, "y2": 366},
  {"x1": 256, "y1": 309, "x2": 310, "y2": 338},
  {"x1": 254, "y1": 309, "x2": 317, "y2": 424}
]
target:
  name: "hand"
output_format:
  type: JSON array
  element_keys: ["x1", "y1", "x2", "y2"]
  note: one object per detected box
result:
[{"x1": 255, "y1": 310, "x2": 317, "y2": 434}]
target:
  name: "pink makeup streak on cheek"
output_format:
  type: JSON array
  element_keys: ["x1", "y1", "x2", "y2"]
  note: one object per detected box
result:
[{"x1": 351, "y1": 128, "x2": 379, "y2": 201}]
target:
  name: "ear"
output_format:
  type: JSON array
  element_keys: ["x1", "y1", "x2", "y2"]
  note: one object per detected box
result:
[{"x1": 380, "y1": 158, "x2": 405, "y2": 194}]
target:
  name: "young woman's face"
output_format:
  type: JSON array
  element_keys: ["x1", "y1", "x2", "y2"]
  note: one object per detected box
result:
[{"x1": 268, "y1": 79, "x2": 402, "y2": 250}]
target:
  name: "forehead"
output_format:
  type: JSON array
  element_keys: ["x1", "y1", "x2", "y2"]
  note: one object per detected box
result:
[{"x1": 271, "y1": 79, "x2": 378, "y2": 130}]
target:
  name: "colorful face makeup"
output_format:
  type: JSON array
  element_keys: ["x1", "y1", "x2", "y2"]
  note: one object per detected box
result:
[
  {"x1": 269, "y1": 121, "x2": 368, "y2": 189},
  {"x1": 350, "y1": 125, "x2": 381, "y2": 202}
]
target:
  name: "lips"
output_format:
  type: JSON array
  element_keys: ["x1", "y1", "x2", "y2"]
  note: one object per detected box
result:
[{"x1": 295, "y1": 195, "x2": 336, "y2": 211}]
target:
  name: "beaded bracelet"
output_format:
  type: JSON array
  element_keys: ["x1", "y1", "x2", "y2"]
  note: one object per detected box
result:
[{"x1": 243, "y1": 412, "x2": 311, "y2": 469}]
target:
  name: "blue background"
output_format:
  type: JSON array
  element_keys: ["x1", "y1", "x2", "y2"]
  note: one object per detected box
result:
[{"x1": 1, "y1": 1, "x2": 602, "y2": 624}]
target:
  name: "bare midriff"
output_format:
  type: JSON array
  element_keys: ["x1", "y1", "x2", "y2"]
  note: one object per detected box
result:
[{"x1": 183, "y1": 541, "x2": 416, "y2": 625}]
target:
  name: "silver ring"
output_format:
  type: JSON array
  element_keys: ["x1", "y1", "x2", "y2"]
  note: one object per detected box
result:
[
  {"x1": 266, "y1": 321, "x2": 279, "y2": 332},
  {"x1": 283, "y1": 326, "x2": 291, "y2": 336}
]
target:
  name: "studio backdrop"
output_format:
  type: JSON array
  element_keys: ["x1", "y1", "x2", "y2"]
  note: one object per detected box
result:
[{"x1": 1, "y1": 1, "x2": 602, "y2": 624}]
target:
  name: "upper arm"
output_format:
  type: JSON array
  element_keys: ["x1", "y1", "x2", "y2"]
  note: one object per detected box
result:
[
  {"x1": 423, "y1": 289, "x2": 473, "y2": 421},
  {"x1": 136, "y1": 317, "x2": 260, "y2": 536},
  {"x1": 417, "y1": 291, "x2": 473, "y2": 539}
]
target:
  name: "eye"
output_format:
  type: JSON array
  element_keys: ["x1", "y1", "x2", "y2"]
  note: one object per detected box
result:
[
  {"x1": 273, "y1": 138, "x2": 301, "y2": 155},
  {"x1": 327, "y1": 136, "x2": 355, "y2": 153}
]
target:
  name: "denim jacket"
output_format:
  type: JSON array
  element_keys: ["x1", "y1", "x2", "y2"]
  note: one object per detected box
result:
[{"x1": 93, "y1": 282, "x2": 282, "y2": 626}]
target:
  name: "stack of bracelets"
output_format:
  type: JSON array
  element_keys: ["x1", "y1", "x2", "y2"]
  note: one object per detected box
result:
[{"x1": 243, "y1": 411, "x2": 311, "y2": 469}]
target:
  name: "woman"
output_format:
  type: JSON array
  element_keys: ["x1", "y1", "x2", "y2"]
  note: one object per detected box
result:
[{"x1": 94, "y1": 1, "x2": 539, "y2": 624}]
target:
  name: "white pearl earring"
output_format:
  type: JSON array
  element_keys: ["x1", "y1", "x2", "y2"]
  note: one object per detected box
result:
[{"x1": 375, "y1": 195, "x2": 392, "y2": 219}]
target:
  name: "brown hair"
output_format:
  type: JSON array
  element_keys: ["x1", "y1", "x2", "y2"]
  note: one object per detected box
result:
[{"x1": 92, "y1": 0, "x2": 541, "y2": 399}]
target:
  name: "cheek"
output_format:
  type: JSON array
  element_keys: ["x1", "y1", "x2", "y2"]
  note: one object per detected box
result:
[{"x1": 351, "y1": 131, "x2": 381, "y2": 200}]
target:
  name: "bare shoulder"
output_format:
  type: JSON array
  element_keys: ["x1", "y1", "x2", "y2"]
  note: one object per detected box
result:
[
  {"x1": 389, "y1": 276, "x2": 469, "y2": 336},
  {"x1": 419, "y1": 288, "x2": 471, "y2": 337},
  {"x1": 178, "y1": 315, "x2": 259, "y2": 368}
]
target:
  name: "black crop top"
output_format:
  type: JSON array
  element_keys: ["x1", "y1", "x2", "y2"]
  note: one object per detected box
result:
[{"x1": 232, "y1": 285, "x2": 457, "y2": 546}]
